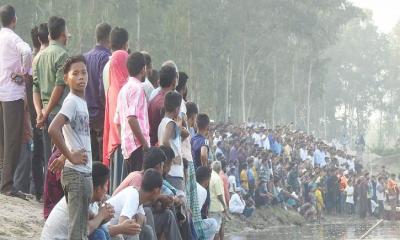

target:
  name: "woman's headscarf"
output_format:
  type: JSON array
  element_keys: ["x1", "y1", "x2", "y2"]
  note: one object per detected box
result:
[{"x1": 103, "y1": 50, "x2": 129, "y2": 166}]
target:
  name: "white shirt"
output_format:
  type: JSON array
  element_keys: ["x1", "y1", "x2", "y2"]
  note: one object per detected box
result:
[
  {"x1": 229, "y1": 193, "x2": 245, "y2": 214},
  {"x1": 263, "y1": 137, "x2": 270, "y2": 150},
  {"x1": 0, "y1": 27, "x2": 32, "y2": 101},
  {"x1": 142, "y1": 78, "x2": 154, "y2": 101},
  {"x1": 41, "y1": 197, "x2": 69, "y2": 240},
  {"x1": 158, "y1": 117, "x2": 183, "y2": 178},
  {"x1": 180, "y1": 99, "x2": 192, "y2": 162},
  {"x1": 197, "y1": 183, "x2": 208, "y2": 208},
  {"x1": 252, "y1": 133, "x2": 262, "y2": 147},
  {"x1": 59, "y1": 93, "x2": 92, "y2": 173},
  {"x1": 345, "y1": 186, "x2": 354, "y2": 204},
  {"x1": 106, "y1": 187, "x2": 145, "y2": 225},
  {"x1": 228, "y1": 175, "x2": 237, "y2": 193},
  {"x1": 377, "y1": 183, "x2": 385, "y2": 201},
  {"x1": 300, "y1": 148, "x2": 308, "y2": 161}
]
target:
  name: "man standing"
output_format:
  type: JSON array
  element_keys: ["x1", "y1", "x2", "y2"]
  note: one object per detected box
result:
[
  {"x1": 29, "y1": 23, "x2": 49, "y2": 202},
  {"x1": 148, "y1": 64, "x2": 178, "y2": 146},
  {"x1": 33, "y1": 16, "x2": 69, "y2": 176},
  {"x1": 209, "y1": 161, "x2": 229, "y2": 240},
  {"x1": 0, "y1": 5, "x2": 32, "y2": 194},
  {"x1": 84, "y1": 22, "x2": 112, "y2": 163}
]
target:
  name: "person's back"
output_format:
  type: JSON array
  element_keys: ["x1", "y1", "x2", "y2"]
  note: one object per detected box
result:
[
  {"x1": 0, "y1": 4, "x2": 32, "y2": 194},
  {"x1": 149, "y1": 65, "x2": 178, "y2": 146},
  {"x1": 41, "y1": 197, "x2": 69, "y2": 240},
  {"x1": 84, "y1": 23, "x2": 112, "y2": 162},
  {"x1": 228, "y1": 174, "x2": 236, "y2": 194},
  {"x1": 240, "y1": 168, "x2": 249, "y2": 190},
  {"x1": 102, "y1": 50, "x2": 128, "y2": 164},
  {"x1": 191, "y1": 133, "x2": 207, "y2": 170},
  {"x1": 34, "y1": 38, "x2": 68, "y2": 115},
  {"x1": 113, "y1": 170, "x2": 143, "y2": 196},
  {"x1": 209, "y1": 170, "x2": 225, "y2": 213},
  {"x1": 0, "y1": 26, "x2": 31, "y2": 101},
  {"x1": 107, "y1": 186, "x2": 144, "y2": 225},
  {"x1": 229, "y1": 193, "x2": 245, "y2": 214}
]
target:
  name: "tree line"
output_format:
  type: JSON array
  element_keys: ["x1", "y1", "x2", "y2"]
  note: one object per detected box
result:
[{"x1": 3, "y1": 0, "x2": 400, "y2": 147}]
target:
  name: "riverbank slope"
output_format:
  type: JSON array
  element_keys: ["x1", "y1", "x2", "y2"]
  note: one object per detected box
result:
[{"x1": 0, "y1": 193, "x2": 306, "y2": 239}]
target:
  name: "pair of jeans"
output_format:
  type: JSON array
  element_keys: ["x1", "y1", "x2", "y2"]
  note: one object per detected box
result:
[
  {"x1": 61, "y1": 167, "x2": 93, "y2": 240},
  {"x1": 89, "y1": 225, "x2": 111, "y2": 240},
  {"x1": 153, "y1": 208, "x2": 182, "y2": 240}
]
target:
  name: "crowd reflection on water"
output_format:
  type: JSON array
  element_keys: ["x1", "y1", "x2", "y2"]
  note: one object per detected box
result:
[{"x1": 228, "y1": 221, "x2": 400, "y2": 240}]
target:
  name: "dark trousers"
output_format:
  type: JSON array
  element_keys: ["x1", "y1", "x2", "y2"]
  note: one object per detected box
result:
[
  {"x1": 124, "y1": 147, "x2": 144, "y2": 176},
  {"x1": 30, "y1": 127, "x2": 44, "y2": 199},
  {"x1": 90, "y1": 127, "x2": 103, "y2": 162},
  {"x1": 0, "y1": 99, "x2": 24, "y2": 193},
  {"x1": 109, "y1": 147, "x2": 124, "y2": 195},
  {"x1": 13, "y1": 143, "x2": 32, "y2": 193},
  {"x1": 42, "y1": 114, "x2": 56, "y2": 182}
]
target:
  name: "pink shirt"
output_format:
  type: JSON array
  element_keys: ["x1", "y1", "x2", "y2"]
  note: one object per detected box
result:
[
  {"x1": 0, "y1": 28, "x2": 32, "y2": 101},
  {"x1": 114, "y1": 77, "x2": 150, "y2": 159},
  {"x1": 113, "y1": 171, "x2": 143, "y2": 196}
]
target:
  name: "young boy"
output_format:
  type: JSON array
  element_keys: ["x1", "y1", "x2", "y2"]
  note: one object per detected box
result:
[
  {"x1": 114, "y1": 51, "x2": 150, "y2": 175},
  {"x1": 191, "y1": 113, "x2": 211, "y2": 170},
  {"x1": 106, "y1": 169, "x2": 163, "y2": 240},
  {"x1": 158, "y1": 91, "x2": 184, "y2": 191},
  {"x1": 41, "y1": 162, "x2": 114, "y2": 240},
  {"x1": 48, "y1": 55, "x2": 93, "y2": 239}
]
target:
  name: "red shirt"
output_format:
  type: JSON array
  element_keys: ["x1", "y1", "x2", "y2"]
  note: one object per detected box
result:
[
  {"x1": 148, "y1": 90, "x2": 166, "y2": 146},
  {"x1": 220, "y1": 171, "x2": 230, "y2": 206}
]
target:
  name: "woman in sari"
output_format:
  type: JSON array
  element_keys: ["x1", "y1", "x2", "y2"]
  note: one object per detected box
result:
[{"x1": 103, "y1": 50, "x2": 129, "y2": 193}]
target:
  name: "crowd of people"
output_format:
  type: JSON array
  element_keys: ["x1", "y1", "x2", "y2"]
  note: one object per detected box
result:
[
  {"x1": 209, "y1": 122, "x2": 400, "y2": 223},
  {"x1": 0, "y1": 4, "x2": 399, "y2": 240}
]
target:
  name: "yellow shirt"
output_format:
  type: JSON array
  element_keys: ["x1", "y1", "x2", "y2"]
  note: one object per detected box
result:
[
  {"x1": 210, "y1": 171, "x2": 226, "y2": 213},
  {"x1": 315, "y1": 189, "x2": 324, "y2": 210},
  {"x1": 284, "y1": 145, "x2": 292, "y2": 161},
  {"x1": 240, "y1": 169, "x2": 249, "y2": 190}
]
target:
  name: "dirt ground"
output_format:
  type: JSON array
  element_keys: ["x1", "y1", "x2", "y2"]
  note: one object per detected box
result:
[
  {"x1": 0, "y1": 192, "x2": 306, "y2": 239},
  {"x1": 0, "y1": 194, "x2": 43, "y2": 240}
]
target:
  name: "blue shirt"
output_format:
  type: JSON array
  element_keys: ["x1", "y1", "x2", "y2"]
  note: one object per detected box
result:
[
  {"x1": 247, "y1": 168, "x2": 255, "y2": 186},
  {"x1": 272, "y1": 142, "x2": 282, "y2": 155},
  {"x1": 84, "y1": 45, "x2": 111, "y2": 126},
  {"x1": 191, "y1": 134, "x2": 208, "y2": 170},
  {"x1": 313, "y1": 149, "x2": 326, "y2": 167},
  {"x1": 161, "y1": 180, "x2": 177, "y2": 196}
]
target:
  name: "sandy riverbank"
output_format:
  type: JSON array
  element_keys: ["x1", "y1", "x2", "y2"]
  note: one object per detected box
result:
[
  {"x1": 0, "y1": 193, "x2": 306, "y2": 239},
  {"x1": 0, "y1": 194, "x2": 43, "y2": 239}
]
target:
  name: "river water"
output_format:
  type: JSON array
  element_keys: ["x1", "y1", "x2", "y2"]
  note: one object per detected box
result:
[{"x1": 228, "y1": 220, "x2": 400, "y2": 240}]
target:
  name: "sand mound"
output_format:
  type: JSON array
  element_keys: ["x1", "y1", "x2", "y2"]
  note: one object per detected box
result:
[{"x1": 0, "y1": 194, "x2": 43, "y2": 239}]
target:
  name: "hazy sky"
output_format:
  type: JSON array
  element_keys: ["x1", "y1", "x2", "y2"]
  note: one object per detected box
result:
[{"x1": 350, "y1": 0, "x2": 400, "y2": 33}]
